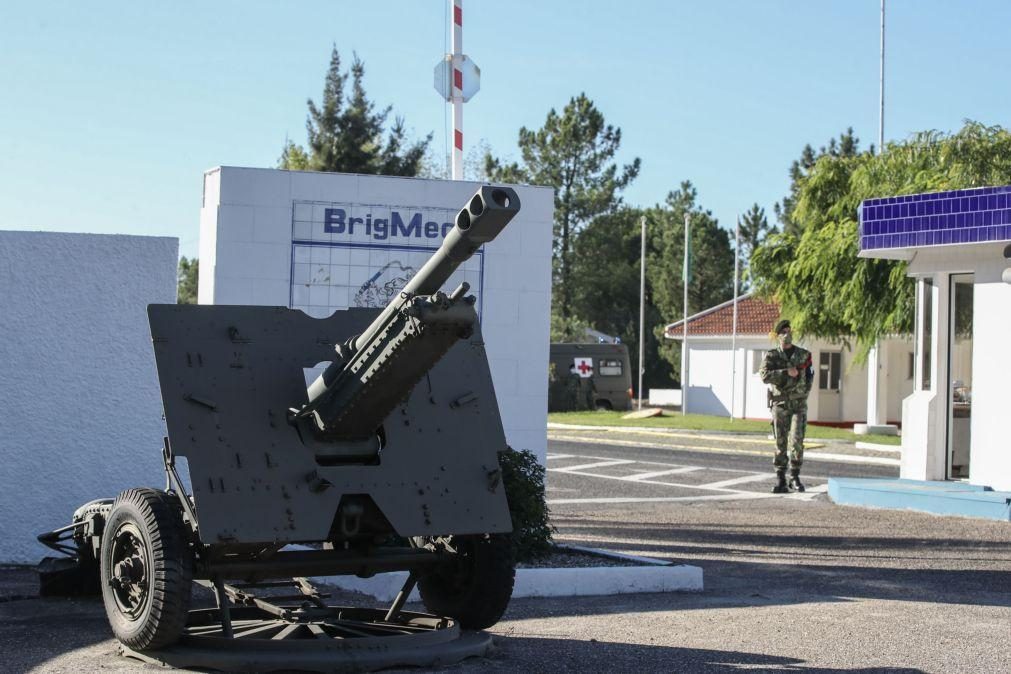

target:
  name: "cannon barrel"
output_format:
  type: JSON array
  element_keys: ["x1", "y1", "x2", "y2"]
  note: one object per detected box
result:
[
  {"x1": 297, "y1": 185, "x2": 521, "y2": 443},
  {"x1": 351, "y1": 186, "x2": 520, "y2": 353}
]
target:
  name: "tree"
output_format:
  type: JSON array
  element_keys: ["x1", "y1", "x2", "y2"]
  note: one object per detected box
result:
[
  {"x1": 737, "y1": 203, "x2": 776, "y2": 288},
  {"x1": 648, "y1": 182, "x2": 735, "y2": 378},
  {"x1": 751, "y1": 121, "x2": 1011, "y2": 360},
  {"x1": 570, "y1": 207, "x2": 672, "y2": 392},
  {"x1": 485, "y1": 93, "x2": 640, "y2": 321},
  {"x1": 279, "y1": 46, "x2": 431, "y2": 176},
  {"x1": 177, "y1": 257, "x2": 198, "y2": 304},
  {"x1": 774, "y1": 127, "x2": 863, "y2": 236}
]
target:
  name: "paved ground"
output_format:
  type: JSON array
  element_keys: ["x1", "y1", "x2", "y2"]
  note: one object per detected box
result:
[{"x1": 2, "y1": 432, "x2": 1009, "y2": 673}]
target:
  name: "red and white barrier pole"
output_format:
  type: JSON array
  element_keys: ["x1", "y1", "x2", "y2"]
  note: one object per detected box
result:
[{"x1": 451, "y1": 0, "x2": 464, "y2": 180}]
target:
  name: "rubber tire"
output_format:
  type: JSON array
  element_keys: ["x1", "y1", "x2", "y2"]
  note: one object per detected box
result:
[
  {"x1": 415, "y1": 533, "x2": 515, "y2": 630},
  {"x1": 100, "y1": 488, "x2": 193, "y2": 650}
]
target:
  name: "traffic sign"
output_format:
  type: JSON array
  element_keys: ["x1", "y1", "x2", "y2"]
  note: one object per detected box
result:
[{"x1": 434, "y1": 54, "x2": 480, "y2": 102}]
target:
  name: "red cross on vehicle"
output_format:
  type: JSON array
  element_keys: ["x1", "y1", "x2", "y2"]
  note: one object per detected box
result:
[{"x1": 577, "y1": 360, "x2": 593, "y2": 375}]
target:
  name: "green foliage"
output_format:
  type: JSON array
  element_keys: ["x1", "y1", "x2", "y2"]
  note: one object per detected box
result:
[
  {"x1": 738, "y1": 203, "x2": 776, "y2": 288},
  {"x1": 752, "y1": 121, "x2": 1011, "y2": 360},
  {"x1": 648, "y1": 182, "x2": 735, "y2": 378},
  {"x1": 549, "y1": 312, "x2": 591, "y2": 342},
  {"x1": 280, "y1": 46, "x2": 431, "y2": 176},
  {"x1": 278, "y1": 140, "x2": 310, "y2": 170},
  {"x1": 498, "y1": 448, "x2": 555, "y2": 561},
  {"x1": 485, "y1": 93, "x2": 640, "y2": 322},
  {"x1": 570, "y1": 207, "x2": 672, "y2": 391},
  {"x1": 774, "y1": 127, "x2": 862, "y2": 236},
  {"x1": 177, "y1": 257, "x2": 198, "y2": 304}
]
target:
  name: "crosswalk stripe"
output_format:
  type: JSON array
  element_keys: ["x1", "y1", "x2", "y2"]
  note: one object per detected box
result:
[
  {"x1": 622, "y1": 467, "x2": 703, "y2": 481},
  {"x1": 549, "y1": 459, "x2": 636, "y2": 473},
  {"x1": 548, "y1": 492, "x2": 780, "y2": 505},
  {"x1": 698, "y1": 473, "x2": 771, "y2": 489}
]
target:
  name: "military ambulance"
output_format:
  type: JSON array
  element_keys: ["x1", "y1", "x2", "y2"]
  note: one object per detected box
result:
[{"x1": 548, "y1": 343, "x2": 633, "y2": 411}]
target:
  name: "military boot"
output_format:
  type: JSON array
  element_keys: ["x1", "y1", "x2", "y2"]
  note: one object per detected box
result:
[
  {"x1": 772, "y1": 470, "x2": 790, "y2": 494},
  {"x1": 788, "y1": 469, "x2": 805, "y2": 493}
]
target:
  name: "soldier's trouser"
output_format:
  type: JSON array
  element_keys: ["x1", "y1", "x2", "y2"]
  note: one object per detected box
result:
[{"x1": 771, "y1": 400, "x2": 807, "y2": 471}]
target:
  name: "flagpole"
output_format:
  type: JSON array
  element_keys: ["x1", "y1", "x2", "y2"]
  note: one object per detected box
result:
[
  {"x1": 681, "y1": 213, "x2": 690, "y2": 416},
  {"x1": 638, "y1": 215, "x2": 646, "y2": 410},
  {"x1": 730, "y1": 216, "x2": 740, "y2": 421}
]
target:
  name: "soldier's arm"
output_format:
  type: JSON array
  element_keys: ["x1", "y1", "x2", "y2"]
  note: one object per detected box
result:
[{"x1": 758, "y1": 352, "x2": 784, "y2": 385}]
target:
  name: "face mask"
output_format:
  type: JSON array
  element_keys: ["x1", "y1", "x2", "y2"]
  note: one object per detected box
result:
[{"x1": 778, "y1": 332, "x2": 792, "y2": 347}]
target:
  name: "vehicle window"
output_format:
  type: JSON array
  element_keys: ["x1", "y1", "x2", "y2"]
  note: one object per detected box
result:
[{"x1": 599, "y1": 359, "x2": 622, "y2": 376}]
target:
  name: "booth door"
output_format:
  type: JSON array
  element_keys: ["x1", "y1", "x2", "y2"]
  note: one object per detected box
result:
[
  {"x1": 948, "y1": 274, "x2": 973, "y2": 479},
  {"x1": 817, "y1": 351, "x2": 842, "y2": 421}
]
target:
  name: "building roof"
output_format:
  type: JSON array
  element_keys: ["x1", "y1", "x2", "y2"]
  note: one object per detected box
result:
[{"x1": 664, "y1": 293, "x2": 780, "y2": 339}]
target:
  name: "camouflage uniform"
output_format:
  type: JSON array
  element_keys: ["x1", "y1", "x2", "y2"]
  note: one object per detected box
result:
[{"x1": 759, "y1": 343, "x2": 813, "y2": 474}]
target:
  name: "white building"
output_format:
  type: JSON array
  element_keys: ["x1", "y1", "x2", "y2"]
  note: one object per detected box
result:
[
  {"x1": 199, "y1": 167, "x2": 554, "y2": 462},
  {"x1": 664, "y1": 295, "x2": 913, "y2": 425},
  {"x1": 859, "y1": 185, "x2": 1011, "y2": 491}
]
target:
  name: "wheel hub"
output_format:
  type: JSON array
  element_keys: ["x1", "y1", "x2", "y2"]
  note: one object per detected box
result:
[{"x1": 109, "y1": 523, "x2": 149, "y2": 619}]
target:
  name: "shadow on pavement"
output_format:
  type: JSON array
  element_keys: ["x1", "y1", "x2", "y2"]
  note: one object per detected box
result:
[{"x1": 488, "y1": 636, "x2": 926, "y2": 673}]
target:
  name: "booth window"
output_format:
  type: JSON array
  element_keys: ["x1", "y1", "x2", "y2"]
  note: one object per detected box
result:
[{"x1": 919, "y1": 278, "x2": 933, "y2": 390}]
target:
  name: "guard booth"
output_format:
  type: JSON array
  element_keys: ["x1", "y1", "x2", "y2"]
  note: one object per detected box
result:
[{"x1": 859, "y1": 185, "x2": 1011, "y2": 491}]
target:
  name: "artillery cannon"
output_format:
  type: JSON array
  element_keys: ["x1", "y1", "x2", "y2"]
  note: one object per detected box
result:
[{"x1": 39, "y1": 186, "x2": 523, "y2": 669}]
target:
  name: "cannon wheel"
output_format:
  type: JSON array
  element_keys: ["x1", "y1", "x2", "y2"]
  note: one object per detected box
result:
[
  {"x1": 100, "y1": 488, "x2": 193, "y2": 650},
  {"x1": 414, "y1": 533, "x2": 515, "y2": 630}
]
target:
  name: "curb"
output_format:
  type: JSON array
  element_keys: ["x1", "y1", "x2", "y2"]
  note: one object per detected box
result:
[
  {"x1": 855, "y1": 441, "x2": 902, "y2": 453},
  {"x1": 317, "y1": 548, "x2": 703, "y2": 601}
]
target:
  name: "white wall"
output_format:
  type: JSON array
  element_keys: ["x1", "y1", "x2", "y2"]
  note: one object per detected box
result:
[
  {"x1": 883, "y1": 338, "x2": 914, "y2": 422},
  {"x1": 201, "y1": 167, "x2": 554, "y2": 462},
  {"x1": 969, "y1": 256, "x2": 1011, "y2": 490},
  {"x1": 903, "y1": 243, "x2": 1010, "y2": 490},
  {"x1": 683, "y1": 336, "x2": 907, "y2": 424},
  {"x1": 0, "y1": 232, "x2": 178, "y2": 563}
]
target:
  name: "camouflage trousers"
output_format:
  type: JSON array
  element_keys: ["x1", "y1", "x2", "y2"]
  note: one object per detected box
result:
[{"x1": 771, "y1": 399, "x2": 807, "y2": 471}]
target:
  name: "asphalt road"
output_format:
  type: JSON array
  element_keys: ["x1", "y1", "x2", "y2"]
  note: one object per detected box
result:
[
  {"x1": 2, "y1": 434, "x2": 1008, "y2": 673},
  {"x1": 545, "y1": 435, "x2": 897, "y2": 509}
]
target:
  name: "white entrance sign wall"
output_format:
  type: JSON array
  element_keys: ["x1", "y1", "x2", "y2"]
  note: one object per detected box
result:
[
  {"x1": 0, "y1": 232, "x2": 178, "y2": 563},
  {"x1": 200, "y1": 167, "x2": 553, "y2": 463}
]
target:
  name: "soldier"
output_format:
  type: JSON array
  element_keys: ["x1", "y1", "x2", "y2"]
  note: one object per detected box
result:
[{"x1": 759, "y1": 319, "x2": 814, "y2": 493}]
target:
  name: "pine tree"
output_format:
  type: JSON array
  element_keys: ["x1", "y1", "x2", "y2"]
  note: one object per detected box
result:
[
  {"x1": 485, "y1": 93, "x2": 640, "y2": 321},
  {"x1": 280, "y1": 46, "x2": 430, "y2": 176}
]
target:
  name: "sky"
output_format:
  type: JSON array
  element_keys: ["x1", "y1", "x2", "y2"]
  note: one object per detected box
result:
[{"x1": 2, "y1": 1, "x2": 1011, "y2": 260}]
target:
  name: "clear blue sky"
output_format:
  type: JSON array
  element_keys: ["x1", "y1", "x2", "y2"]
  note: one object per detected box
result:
[{"x1": 2, "y1": 1, "x2": 1009, "y2": 259}]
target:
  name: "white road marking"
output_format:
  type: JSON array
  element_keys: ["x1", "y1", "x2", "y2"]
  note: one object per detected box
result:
[
  {"x1": 622, "y1": 466, "x2": 703, "y2": 481},
  {"x1": 550, "y1": 459, "x2": 636, "y2": 473},
  {"x1": 548, "y1": 492, "x2": 781, "y2": 505},
  {"x1": 546, "y1": 453, "x2": 575, "y2": 460},
  {"x1": 547, "y1": 468, "x2": 752, "y2": 493},
  {"x1": 698, "y1": 473, "x2": 772, "y2": 490},
  {"x1": 549, "y1": 433, "x2": 899, "y2": 466}
]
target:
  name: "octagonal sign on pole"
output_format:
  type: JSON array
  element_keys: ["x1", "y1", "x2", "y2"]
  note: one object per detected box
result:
[{"x1": 433, "y1": 55, "x2": 480, "y2": 103}]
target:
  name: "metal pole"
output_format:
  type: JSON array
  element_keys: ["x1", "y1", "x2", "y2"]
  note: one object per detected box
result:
[
  {"x1": 451, "y1": 0, "x2": 464, "y2": 179},
  {"x1": 638, "y1": 215, "x2": 646, "y2": 410},
  {"x1": 681, "y1": 213, "x2": 690, "y2": 416},
  {"x1": 879, "y1": 0, "x2": 885, "y2": 153},
  {"x1": 730, "y1": 216, "x2": 740, "y2": 421}
]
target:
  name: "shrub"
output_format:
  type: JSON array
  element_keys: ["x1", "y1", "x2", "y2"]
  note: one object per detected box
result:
[{"x1": 498, "y1": 447, "x2": 555, "y2": 561}]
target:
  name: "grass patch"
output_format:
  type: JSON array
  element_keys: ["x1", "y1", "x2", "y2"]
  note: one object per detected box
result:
[{"x1": 548, "y1": 410, "x2": 902, "y2": 446}]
